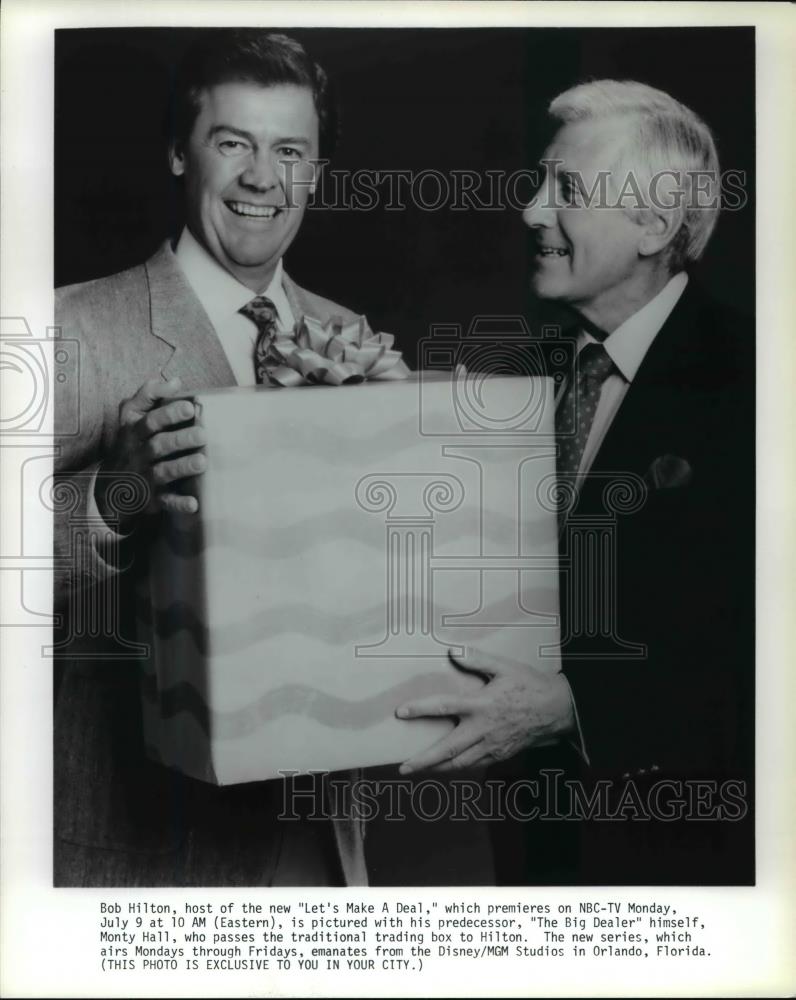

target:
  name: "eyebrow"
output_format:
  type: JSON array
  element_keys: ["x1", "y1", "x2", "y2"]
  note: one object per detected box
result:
[
  {"x1": 539, "y1": 163, "x2": 579, "y2": 186},
  {"x1": 206, "y1": 125, "x2": 256, "y2": 143},
  {"x1": 206, "y1": 125, "x2": 311, "y2": 146},
  {"x1": 536, "y1": 157, "x2": 567, "y2": 176}
]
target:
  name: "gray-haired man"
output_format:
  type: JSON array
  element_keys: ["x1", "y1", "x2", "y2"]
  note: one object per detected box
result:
[{"x1": 397, "y1": 81, "x2": 754, "y2": 884}]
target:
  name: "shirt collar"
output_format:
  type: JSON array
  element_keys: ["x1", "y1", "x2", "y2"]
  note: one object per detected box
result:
[
  {"x1": 174, "y1": 227, "x2": 294, "y2": 331},
  {"x1": 579, "y1": 271, "x2": 689, "y2": 382}
]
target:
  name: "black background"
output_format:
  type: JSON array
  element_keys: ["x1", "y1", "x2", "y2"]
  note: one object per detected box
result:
[{"x1": 55, "y1": 27, "x2": 754, "y2": 363}]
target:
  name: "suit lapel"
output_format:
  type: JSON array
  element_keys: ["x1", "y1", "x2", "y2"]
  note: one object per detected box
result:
[
  {"x1": 282, "y1": 271, "x2": 349, "y2": 326},
  {"x1": 281, "y1": 271, "x2": 308, "y2": 322},
  {"x1": 144, "y1": 241, "x2": 237, "y2": 389},
  {"x1": 578, "y1": 283, "x2": 703, "y2": 511}
]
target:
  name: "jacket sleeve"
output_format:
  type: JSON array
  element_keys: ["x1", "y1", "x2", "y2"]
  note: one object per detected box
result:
[{"x1": 53, "y1": 287, "x2": 143, "y2": 606}]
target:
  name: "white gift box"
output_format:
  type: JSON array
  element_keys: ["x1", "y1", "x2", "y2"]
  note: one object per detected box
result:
[{"x1": 140, "y1": 372, "x2": 561, "y2": 784}]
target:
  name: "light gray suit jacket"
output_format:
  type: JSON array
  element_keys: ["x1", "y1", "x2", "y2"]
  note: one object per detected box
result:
[{"x1": 54, "y1": 240, "x2": 367, "y2": 886}]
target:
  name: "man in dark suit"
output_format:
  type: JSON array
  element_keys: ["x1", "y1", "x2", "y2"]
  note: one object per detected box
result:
[
  {"x1": 396, "y1": 80, "x2": 754, "y2": 884},
  {"x1": 53, "y1": 29, "x2": 391, "y2": 887}
]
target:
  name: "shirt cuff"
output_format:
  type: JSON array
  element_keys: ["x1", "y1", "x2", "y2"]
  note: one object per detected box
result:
[
  {"x1": 87, "y1": 465, "x2": 136, "y2": 574},
  {"x1": 86, "y1": 464, "x2": 129, "y2": 537},
  {"x1": 561, "y1": 673, "x2": 591, "y2": 767}
]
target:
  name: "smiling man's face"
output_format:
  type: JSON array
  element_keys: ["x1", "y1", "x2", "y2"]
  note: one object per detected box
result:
[
  {"x1": 523, "y1": 117, "x2": 651, "y2": 331},
  {"x1": 170, "y1": 81, "x2": 319, "y2": 291}
]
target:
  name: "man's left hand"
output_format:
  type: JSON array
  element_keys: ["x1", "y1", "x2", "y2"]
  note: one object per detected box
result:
[{"x1": 396, "y1": 649, "x2": 576, "y2": 774}]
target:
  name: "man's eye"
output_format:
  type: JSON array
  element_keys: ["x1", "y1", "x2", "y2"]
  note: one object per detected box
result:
[
  {"x1": 277, "y1": 146, "x2": 303, "y2": 159},
  {"x1": 217, "y1": 139, "x2": 250, "y2": 155},
  {"x1": 559, "y1": 182, "x2": 583, "y2": 206}
]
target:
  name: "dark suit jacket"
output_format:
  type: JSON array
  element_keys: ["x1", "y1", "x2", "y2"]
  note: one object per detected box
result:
[
  {"x1": 53, "y1": 241, "x2": 368, "y2": 886},
  {"x1": 493, "y1": 279, "x2": 755, "y2": 885}
]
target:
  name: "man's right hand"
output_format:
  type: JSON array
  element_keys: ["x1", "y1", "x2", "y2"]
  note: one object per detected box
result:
[{"x1": 95, "y1": 376, "x2": 207, "y2": 531}]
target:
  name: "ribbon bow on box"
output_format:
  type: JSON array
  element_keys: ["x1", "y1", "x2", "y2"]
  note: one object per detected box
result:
[{"x1": 259, "y1": 315, "x2": 407, "y2": 387}]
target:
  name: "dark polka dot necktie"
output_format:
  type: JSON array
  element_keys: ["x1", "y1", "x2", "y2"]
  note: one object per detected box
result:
[
  {"x1": 555, "y1": 340, "x2": 615, "y2": 480},
  {"x1": 239, "y1": 295, "x2": 278, "y2": 384}
]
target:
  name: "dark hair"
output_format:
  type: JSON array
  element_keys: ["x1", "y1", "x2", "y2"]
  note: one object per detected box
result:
[{"x1": 170, "y1": 29, "x2": 337, "y2": 159}]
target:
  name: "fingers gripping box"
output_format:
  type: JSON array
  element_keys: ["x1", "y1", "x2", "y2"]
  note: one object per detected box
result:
[{"x1": 140, "y1": 372, "x2": 561, "y2": 784}]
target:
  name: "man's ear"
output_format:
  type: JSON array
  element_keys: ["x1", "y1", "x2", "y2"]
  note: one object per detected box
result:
[
  {"x1": 638, "y1": 205, "x2": 684, "y2": 258},
  {"x1": 168, "y1": 142, "x2": 185, "y2": 178}
]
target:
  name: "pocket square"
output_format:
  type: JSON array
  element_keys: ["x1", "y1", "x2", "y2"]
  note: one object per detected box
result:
[{"x1": 644, "y1": 454, "x2": 692, "y2": 490}]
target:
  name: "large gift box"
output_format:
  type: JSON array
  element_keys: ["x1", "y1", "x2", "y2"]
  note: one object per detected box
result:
[{"x1": 141, "y1": 370, "x2": 561, "y2": 784}]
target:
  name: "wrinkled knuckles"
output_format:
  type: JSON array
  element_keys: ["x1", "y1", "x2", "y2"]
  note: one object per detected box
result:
[
  {"x1": 151, "y1": 464, "x2": 169, "y2": 486},
  {"x1": 146, "y1": 435, "x2": 167, "y2": 461}
]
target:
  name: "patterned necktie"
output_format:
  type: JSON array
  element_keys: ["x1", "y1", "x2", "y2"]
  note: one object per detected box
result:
[
  {"x1": 555, "y1": 341, "x2": 615, "y2": 480},
  {"x1": 239, "y1": 295, "x2": 278, "y2": 384}
]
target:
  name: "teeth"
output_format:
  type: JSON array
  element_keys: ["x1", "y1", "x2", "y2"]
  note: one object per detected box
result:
[
  {"x1": 538, "y1": 248, "x2": 568, "y2": 256},
  {"x1": 227, "y1": 202, "x2": 280, "y2": 218}
]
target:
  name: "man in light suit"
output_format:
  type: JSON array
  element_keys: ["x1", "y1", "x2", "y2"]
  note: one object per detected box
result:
[
  {"x1": 54, "y1": 30, "x2": 379, "y2": 887},
  {"x1": 396, "y1": 80, "x2": 754, "y2": 883}
]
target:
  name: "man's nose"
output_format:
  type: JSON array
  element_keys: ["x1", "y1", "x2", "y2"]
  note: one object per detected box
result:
[
  {"x1": 239, "y1": 150, "x2": 279, "y2": 191},
  {"x1": 522, "y1": 193, "x2": 556, "y2": 229},
  {"x1": 522, "y1": 171, "x2": 558, "y2": 229}
]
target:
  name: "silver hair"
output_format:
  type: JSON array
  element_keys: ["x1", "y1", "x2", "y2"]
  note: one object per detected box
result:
[{"x1": 548, "y1": 79, "x2": 720, "y2": 271}]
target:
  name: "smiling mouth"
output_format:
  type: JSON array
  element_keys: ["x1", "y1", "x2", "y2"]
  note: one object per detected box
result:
[
  {"x1": 536, "y1": 246, "x2": 569, "y2": 257},
  {"x1": 226, "y1": 201, "x2": 283, "y2": 219}
]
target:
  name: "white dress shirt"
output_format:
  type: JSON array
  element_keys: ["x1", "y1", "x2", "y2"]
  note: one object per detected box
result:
[
  {"x1": 562, "y1": 271, "x2": 689, "y2": 484},
  {"x1": 174, "y1": 226, "x2": 295, "y2": 385}
]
